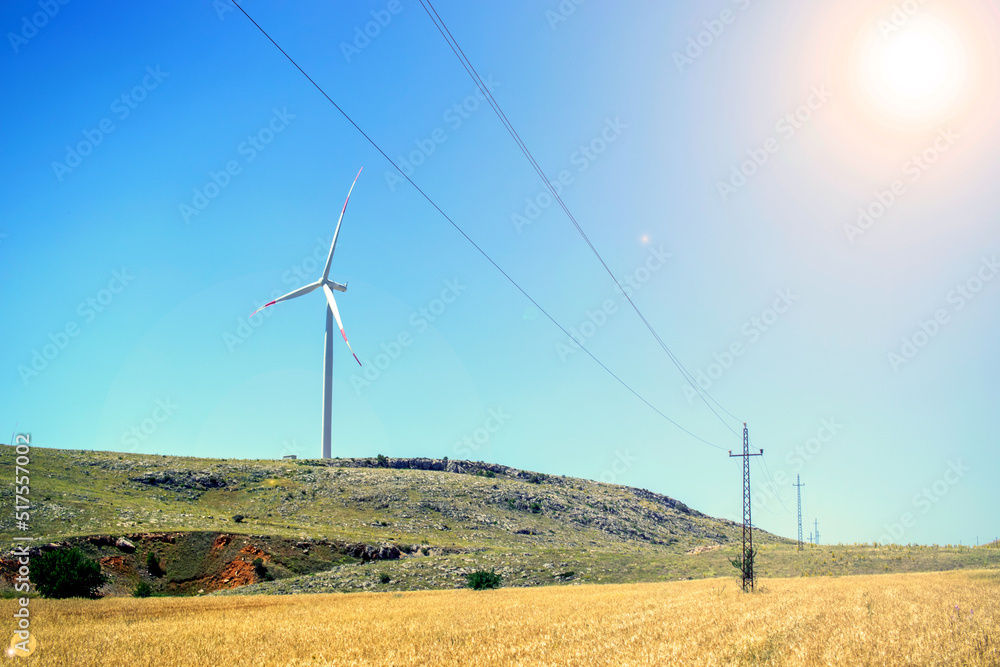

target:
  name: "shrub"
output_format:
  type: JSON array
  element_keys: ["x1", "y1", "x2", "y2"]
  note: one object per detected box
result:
[
  {"x1": 132, "y1": 582, "x2": 153, "y2": 598},
  {"x1": 530, "y1": 501, "x2": 542, "y2": 513},
  {"x1": 146, "y1": 551, "x2": 164, "y2": 578},
  {"x1": 527, "y1": 474, "x2": 545, "y2": 484},
  {"x1": 30, "y1": 548, "x2": 107, "y2": 599},
  {"x1": 475, "y1": 469, "x2": 496, "y2": 478},
  {"x1": 376, "y1": 454, "x2": 388, "y2": 468},
  {"x1": 378, "y1": 572, "x2": 392, "y2": 584},
  {"x1": 467, "y1": 569, "x2": 502, "y2": 590},
  {"x1": 252, "y1": 557, "x2": 272, "y2": 581},
  {"x1": 729, "y1": 548, "x2": 757, "y2": 587},
  {"x1": 232, "y1": 514, "x2": 245, "y2": 523}
]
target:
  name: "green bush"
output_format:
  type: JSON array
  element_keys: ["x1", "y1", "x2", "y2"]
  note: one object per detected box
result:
[
  {"x1": 378, "y1": 572, "x2": 391, "y2": 584},
  {"x1": 30, "y1": 548, "x2": 106, "y2": 599},
  {"x1": 146, "y1": 551, "x2": 164, "y2": 578},
  {"x1": 529, "y1": 501, "x2": 542, "y2": 513},
  {"x1": 232, "y1": 514, "x2": 245, "y2": 523},
  {"x1": 376, "y1": 454, "x2": 388, "y2": 468},
  {"x1": 132, "y1": 582, "x2": 153, "y2": 598},
  {"x1": 467, "y1": 569, "x2": 502, "y2": 590},
  {"x1": 252, "y1": 557, "x2": 272, "y2": 581},
  {"x1": 475, "y1": 469, "x2": 496, "y2": 478},
  {"x1": 729, "y1": 547, "x2": 757, "y2": 587}
]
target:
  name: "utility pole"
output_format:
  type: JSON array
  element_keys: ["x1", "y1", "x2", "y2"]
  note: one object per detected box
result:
[
  {"x1": 729, "y1": 422, "x2": 763, "y2": 592},
  {"x1": 793, "y1": 475, "x2": 805, "y2": 551},
  {"x1": 814, "y1": 519, "x2": 820, "y2": 546}
]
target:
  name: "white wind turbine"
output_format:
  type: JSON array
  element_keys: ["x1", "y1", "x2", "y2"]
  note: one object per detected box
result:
[{"x1": 250, "y1": 168, "x2": 364, "y2": 459}]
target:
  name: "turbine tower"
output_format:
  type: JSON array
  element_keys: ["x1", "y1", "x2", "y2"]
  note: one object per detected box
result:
[{"x1": 250, "y1": 168, "x2": 364, "y2": 459}]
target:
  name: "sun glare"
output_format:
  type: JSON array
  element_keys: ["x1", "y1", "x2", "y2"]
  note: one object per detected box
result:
[
  {"x1": 879, "y1": 27, "x2": 952, "y2": 102},
  {"x1": 850, "y1": 11, "x2": 970, "y2": 127}
]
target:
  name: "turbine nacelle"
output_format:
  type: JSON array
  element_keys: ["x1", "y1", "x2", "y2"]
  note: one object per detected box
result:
[{"x1": 325, "y1": 279, "x2": 347, "y2": 293}]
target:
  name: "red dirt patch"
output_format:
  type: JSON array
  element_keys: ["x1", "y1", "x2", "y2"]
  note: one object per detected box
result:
[
  {"x1": 193, "y1": 544, "x2": 270, "y2": 591},
  {"x1": 211, "y1": 534, "x2": 232, "y2": 553},
  {"x1": 99, "y1": 555, "x2": 134, "y2": 575}
]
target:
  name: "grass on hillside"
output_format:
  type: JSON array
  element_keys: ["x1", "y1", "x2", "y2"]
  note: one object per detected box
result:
[
  {"x1": 0, "y1": 447, "x2": 741, "y2": 551},
  {"x1": 2, "y1": 448, "x2": 999, "y2": 596},
  {"x1": 8, "y1": 570, "x2": 998, "y2": 665}
]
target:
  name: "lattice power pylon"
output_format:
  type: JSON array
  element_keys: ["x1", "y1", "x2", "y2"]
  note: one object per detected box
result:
[
  {"x1": 729, "y1": 423, "x2": 763, "y2": 591},
  {"x1": 794, "y1": 475, "x2": 805, "y2": 551}
]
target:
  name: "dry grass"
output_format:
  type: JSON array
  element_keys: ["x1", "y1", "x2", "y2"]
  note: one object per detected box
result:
[{"x1": 6, "y1": 570, "x2": 998, "y2": 666}]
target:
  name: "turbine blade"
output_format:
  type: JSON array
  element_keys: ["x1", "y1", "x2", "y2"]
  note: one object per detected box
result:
[
  {"x1": 322, "y1": 167, "x2": 363, "y2": 281},
  {"x1": 249, "y1": 282, "x2": 320, "y2": 318},
  {"x1": 322, "y1": 284, "x2": 362, "y2": 366}
]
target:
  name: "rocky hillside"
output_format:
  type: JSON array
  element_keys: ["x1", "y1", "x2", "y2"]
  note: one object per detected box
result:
[{"x1": 0, "y1": 448, "x2": 789, "y2": 595}]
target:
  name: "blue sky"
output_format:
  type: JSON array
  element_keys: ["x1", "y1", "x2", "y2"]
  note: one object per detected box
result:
[{"x1": 2, "y1": 0, "x2": 998, "y2": 547}]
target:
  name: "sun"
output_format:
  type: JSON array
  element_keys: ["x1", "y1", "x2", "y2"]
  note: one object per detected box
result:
[
  {"x1": 877, "y1": 17, "x2": 966, "y2": 116},
  {"x1": 880, "y1": 26, "x2": 953, "y2": 102},
  {"x1": 850, "y1": 11, "x2": 970, "y2": 127}
]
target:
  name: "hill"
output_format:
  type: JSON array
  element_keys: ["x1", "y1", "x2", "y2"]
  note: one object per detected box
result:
[{"x1": 2, "y1": 448, "x2": 996, "y2": 596}]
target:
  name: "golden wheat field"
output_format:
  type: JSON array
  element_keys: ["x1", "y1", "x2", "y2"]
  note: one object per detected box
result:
[{"x1": 5, "y1": 570, "x2": 998, "y2": 666}]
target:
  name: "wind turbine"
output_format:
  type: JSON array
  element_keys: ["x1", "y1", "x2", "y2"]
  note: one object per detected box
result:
[{"x1": 250, "y1": 168, "x2": 364, "y2": 459}]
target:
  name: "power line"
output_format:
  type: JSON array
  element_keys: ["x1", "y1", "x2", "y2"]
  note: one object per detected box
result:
[
  {"x1": 416, "y1": 0, "x2": 741, "y2": 433},
  {"x1": 229, "y1": 2, "x2": 727, "y2": 452},
  {"x1": 415, "y1": 0, "x2": 743, "y2": 437},
  {"x1": 745, "y1": 435, "x2": 790, "y2": 515},
  {"x1": 757, "y1": 452, "x2": 792, "y2": 514}
]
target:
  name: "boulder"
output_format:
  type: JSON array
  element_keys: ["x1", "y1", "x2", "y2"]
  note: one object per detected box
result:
[{"x1": 116, "y1": 538, "x2": 136, "y2": 553}]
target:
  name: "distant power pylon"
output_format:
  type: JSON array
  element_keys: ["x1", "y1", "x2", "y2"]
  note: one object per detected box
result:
[
  {"x1": 729, "y1": 423, "x2": 763, "y2": 592},
  {"x1": 814, "y1": 519, "x2": 820, "y2": 545},
  {"x1": 794, "y1": 475, "x2": 805, "y2": 551}
]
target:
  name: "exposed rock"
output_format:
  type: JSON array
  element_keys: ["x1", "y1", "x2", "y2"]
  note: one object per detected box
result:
[
  {"x1": 129, "y1": 471, "x2": 228, "y2": 492},
  {"x1": 116, "y1": 538, "x2": 135, "y2": 553},
  {"x1": 126, "y1": 532, "x2": 177, "y2": 544},
  {"x1": 344, "y1": 543, "x2": 401, "y2": 561},
  {"x1": 686, "y1": 544, "x2": 723, "y2": 555}
]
